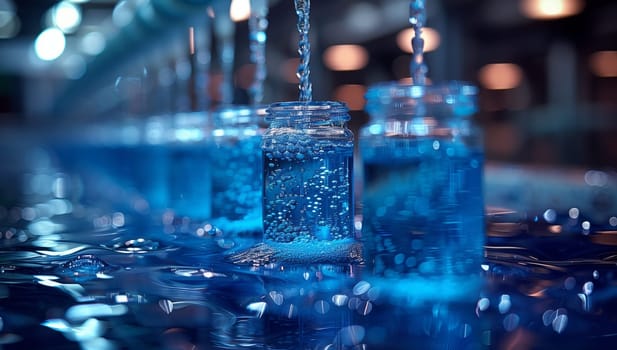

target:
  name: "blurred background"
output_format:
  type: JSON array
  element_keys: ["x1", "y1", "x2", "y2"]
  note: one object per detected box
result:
[
  {"x1": 0, "y1": 0, "x2": 616, "y2": 220},
  {"x1": 0, "y1": 0, "x2": 615, "y2": 167},
  {"x1": 0, "y1": 0, "x2": 617, "y2": 168}
]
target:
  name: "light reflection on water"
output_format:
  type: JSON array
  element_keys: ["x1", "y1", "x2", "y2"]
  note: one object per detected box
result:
[{"x1": 0, "y1": 209, "x2": 615, "y2": 349}]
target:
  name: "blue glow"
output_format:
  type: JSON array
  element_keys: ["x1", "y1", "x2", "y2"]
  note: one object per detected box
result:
[{"x1": 34, "y1": 28, "x2": 66, "y2": 61}]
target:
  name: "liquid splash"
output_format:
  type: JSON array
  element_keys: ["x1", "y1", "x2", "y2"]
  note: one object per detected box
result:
[
  {"x1": 409, "y1": 0, "x2": 428, "y2": 86},
  {"x1": 295, "y1": 0, "x2": 312, "y2": 102}
]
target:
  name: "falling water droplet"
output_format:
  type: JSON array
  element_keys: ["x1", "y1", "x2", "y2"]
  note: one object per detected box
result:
[
  {"x1": 294, "y1": 0, "x2": 312, "y2": 102},
  {"x1": 409, "y1": 0, "x2": 428, "y2": 85}
]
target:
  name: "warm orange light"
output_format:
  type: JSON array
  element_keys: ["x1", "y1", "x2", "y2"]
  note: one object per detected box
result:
[
  {"x1": 281, "y1": 58, "x2": 300, "y2": 84},
  {"x1": 478, "y1": 63, "x2": 523, "y2": 90},
  {"x1": 230, "y1": 0, "x2": 250, "y2": 22},
  {"x1": 396, "y1": 27, "x2": 440, "y2": 54},
  {"x1": 589, "y1": 51, "x2": 617, "y2": 78},
  {"x1": 322, "y1": 44, "x2": 369, "y2": 71},
  {"x1": 520, "y1": 0, "x2": 584, "y2": 20},
  {"x1": 333, "y1": 84, "x2": 366, "y2": 111}
]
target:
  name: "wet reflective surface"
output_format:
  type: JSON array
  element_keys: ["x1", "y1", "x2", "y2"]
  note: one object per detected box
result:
[{"x1": 2, "y1": 206, "x2": 617, "y2": 349}]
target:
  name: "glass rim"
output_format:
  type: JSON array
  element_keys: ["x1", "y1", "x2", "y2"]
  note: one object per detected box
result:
[
  {"x1": 267, "y1": 100, "x2": 349, "y2": 113},
  {"x1": 365, "y1": 80, "x2": 478, "y2": 100}
]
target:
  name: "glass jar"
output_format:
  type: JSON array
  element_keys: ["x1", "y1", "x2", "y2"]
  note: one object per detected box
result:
[
  {"x1": 262, "y1": 101, "x2": 354, "y2": 243},
  {"x1": 167, "y1": 111, "x2": 211, "y2": 221},
  {"x1": 359, "y1": 81, "x2": 484, "y2": 277},
  {"x1": 209, "y1": 105, "x2": 265, "y2": 236}
]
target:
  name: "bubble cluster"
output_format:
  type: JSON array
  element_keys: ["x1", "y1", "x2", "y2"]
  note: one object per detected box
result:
[
  {"x1": 263, "y1": 134, "x2": 353, "y2": 243},
  {"x1": 210, "y1": 135, "x2": 263, "y2": 223},
  {"x1": 361, "y1": 137, "x2": 484, "y2": 276}
]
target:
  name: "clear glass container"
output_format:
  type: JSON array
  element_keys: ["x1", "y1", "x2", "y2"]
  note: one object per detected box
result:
[
  {"x1": 167, "y1": 111, "x2": 211, "y2": 221},
  {"x1": 50, "y1": 116, "x2": 170, "y2": 224},
  {"x1": 262, "y1": 101, "x2": 354, "y2": 243},
  {"x1": 209, "y1": 105, "x2": 265, "y2": 236},
  {"x1": 359, "y1": 81, "x2": 484, "y2": 277}
]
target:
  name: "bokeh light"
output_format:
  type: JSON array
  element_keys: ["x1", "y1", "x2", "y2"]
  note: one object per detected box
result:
[
  {"x1": 333, "y1": 84, "x2": 367, "y2": 111},
  {"x1": 478, "y1": 63, "x2": 523, "y2": 90},
  {"x1": 52, "y1": 1, "x2": 82, "y2": 33},
  {"x1": 230, "y1": 0, "x2": 250, "y2": 22},
  {"x1": 520, "y1": 0, "x2": 584, "y2": 20},
  {"x1": 323, "y1": 45, "x2": 369, "y2": 71},
  {"x1": 80, "y1": 31, "x2": 106, "y2": 56},
  {"x1": 34, "y1": 27, "x2": 66, "y2": 61},
  {"x1": 589, "y1": 51, "x2": 617, "y2": 78}
]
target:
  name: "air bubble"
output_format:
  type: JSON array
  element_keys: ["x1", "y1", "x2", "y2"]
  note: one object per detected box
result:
[
  {"x1": 498, "y1": 294, "x2": 511, "y2": 314},
  {"x1": 543, "y1": 209, "x2": 557, "y2": 223},
  {"x1": 353, "y1": 281, "x2": 371, "y2": 295},
  {"x1": 476, "y1": 298, "x2": 490, "y2": 312},
  {"x1": 314, "y1": 300, "x2": 330, "y2": 314},
  {"x1": 503, "y1": 313, "x2": 519, "y2": 332},
  {"x1": 552, "y1": 314, "x2": 568, "y2": 333},
  {"x1": 583, "y1": 281, "x2": 594, "y2": 295}
]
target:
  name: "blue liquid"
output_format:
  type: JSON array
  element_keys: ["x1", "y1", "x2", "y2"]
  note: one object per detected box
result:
[
  {"x1": 210, "y1": 135, "x2": 263, "y2": 229},
  {"x1": 53, "y1": 142, "x2": 169, "y2": 218},
  {"x1": 168, "y1": 143, "x2": 211, "y2": 219},
  {"x1": 263, "y1": 136, "x2": 354, "y2": 242},
  {"x1": 361, "y1": 137, "x2": 484, "y2": 276}
]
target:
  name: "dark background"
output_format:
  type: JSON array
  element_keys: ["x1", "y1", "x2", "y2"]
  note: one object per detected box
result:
[{"x1": 0, "y1": 0, "x2": 615, "y2": 169}]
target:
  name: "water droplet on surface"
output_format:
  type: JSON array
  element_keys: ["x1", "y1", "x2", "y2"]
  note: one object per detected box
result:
[
  {"x1": 314, "y1": 299, "x2": 330, "y2": 314},
  {"x1": 476, "y1": 298, "x2": 490, "y2": 313},
  {"x1": 247, "y1": 301, "x2": 267, "y2": 318},
  {"x1": 552, "y1": 314, "x2": 568, "y2": 333},
  {"x1": 502, "y1": 313, "x2": 519, "y2": 332},
  {"x1": 564, "y1": 276, "x2": 576, "y2": 290},
  {"x1": 357, "y1": 300, "x2": 372, "y2": 316},
  {"x1": 542, "y1": 209, "x2": 557, "y2": 223},
  {"x1": 332, "y1": 294, "x2": 348, "y2": 306},
  {"x1": 336, "y1": 325, "x2": 365, "y2": 347},
  {"x1": 498, "y1": 294, "x2": 511, "y2": 314},
  {"x1": 353, "y1": 281, "x2": 371, "y2": 295},
  {"x1": 109, "y1": 238, "x2": 161, "y2": 253},
  {"x1": 56, "y1": 254, "x2": 110, "y2": 281},
  {"x1": 159, "y1": 299, "x2": 174, "y2": 314},
  {"x1": 542, "y1": 309, "x2": 556, "y2": 326},
  {"x1": 347, "y1": 297, "x2": 361, "y2": 310},
  {"x1": 583, "y1": 281, "x2": 594, "y2": 295},
  {"x1": 269, "y1": 291, "x2": 284, "y2": 305},
  {"x1": 66, "y1": 303, "x2": 128, "y2": 322}
]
